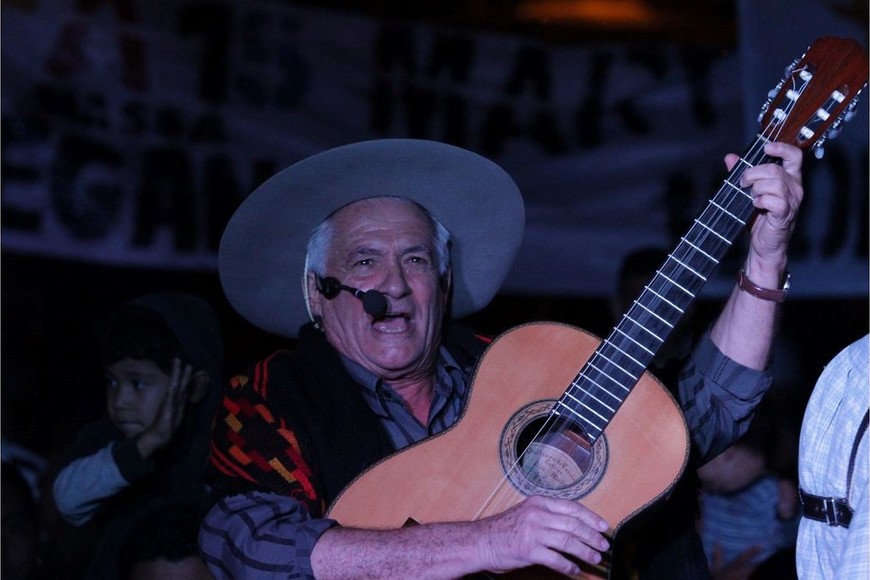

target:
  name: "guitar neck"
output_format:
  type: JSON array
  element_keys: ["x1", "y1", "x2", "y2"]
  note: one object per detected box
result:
[{"x1": 555, "y1": 139, "x2": 775, "y2": 443}]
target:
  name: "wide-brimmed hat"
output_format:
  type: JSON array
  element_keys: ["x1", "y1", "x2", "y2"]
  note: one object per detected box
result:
[{"x1": 219, "y1": 139, "x2": 525, "y2": 338}]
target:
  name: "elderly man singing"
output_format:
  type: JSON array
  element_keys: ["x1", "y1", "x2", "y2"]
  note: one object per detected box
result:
[{"x1": 200, "y1": 138, "x2": 804, "y2": 579}]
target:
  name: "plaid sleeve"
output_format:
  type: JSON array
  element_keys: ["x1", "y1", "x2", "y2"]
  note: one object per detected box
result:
[
  {"x1": 678, "y1": 332, "x2": 771, "y2": 462},
  {"x1": 199, "y1": 491, "x2": 337, "y2": 580},
  {"x1": 207, "y1": 352, "x2": 326, "y2": 518}
]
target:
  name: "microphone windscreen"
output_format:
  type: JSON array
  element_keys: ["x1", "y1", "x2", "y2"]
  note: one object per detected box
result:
[{"x1": 361, "y1": 291, "x2": 388, "y2": 318}]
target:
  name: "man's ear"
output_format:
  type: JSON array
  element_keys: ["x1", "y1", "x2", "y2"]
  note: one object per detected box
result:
[
  {"x1": 305, "y1": 271, "x2": 323, "y2": 321},
  {"x1": 440, "y1": 268, "x2": 452, "y2": 301},
  {"x1": 188, "y1": 370, "x2": 211, "y2": 404}
]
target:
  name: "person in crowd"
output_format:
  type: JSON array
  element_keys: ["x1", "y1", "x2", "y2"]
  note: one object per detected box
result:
[
  {"x1": 117, "y1": 503, "x2": 214, "y2": 580},
  {"x1": 199, "y1": 137, "x2": 804, "y2": 578},
  {"x1": 697, "y1": 397, "x2": 799, "y2": 579},
  {"x1": 2, "y1": 463, "x2": 41, "y2": 580},
  {"x1": 46, "y1": 293, "x2": 223, "y2": 580},
  {"x1": 795, "y1": 333, "x2": 868, "y2": 579}
]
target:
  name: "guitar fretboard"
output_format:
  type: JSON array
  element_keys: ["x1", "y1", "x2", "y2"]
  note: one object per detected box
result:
[{"x1": 554, "y1": 141, "x2": 774, "y2": 443}]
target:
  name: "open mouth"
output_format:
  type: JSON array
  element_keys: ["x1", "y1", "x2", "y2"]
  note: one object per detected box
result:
[{"x1": 373, "y1": 312, "x2": 410, "y2": 332}]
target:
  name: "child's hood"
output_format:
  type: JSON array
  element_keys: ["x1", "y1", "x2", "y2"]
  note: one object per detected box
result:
[{"x1": 126, "y1": 293, "x2": 223, "y2": 388}]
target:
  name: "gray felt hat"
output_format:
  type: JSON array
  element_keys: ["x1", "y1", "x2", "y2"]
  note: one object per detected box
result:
[{"x1": 219, "y1": 139, "x2": 525, "y2": 338}]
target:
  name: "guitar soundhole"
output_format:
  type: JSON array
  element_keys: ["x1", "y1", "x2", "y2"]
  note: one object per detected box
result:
[
  {"x1": 500, "y1": 400, "x2": 607, "y2": 499},
  {"x1": 520, "y1": 417, "x2": 593, "y2": 488}
]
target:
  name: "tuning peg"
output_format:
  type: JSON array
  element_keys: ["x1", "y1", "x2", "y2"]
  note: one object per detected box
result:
[
  {"x1": 842, "y1": 97, "x2": 860, "y2": 122},
  {"x1": 813, "y1": 144, "x2": 825, "y2": 159}
]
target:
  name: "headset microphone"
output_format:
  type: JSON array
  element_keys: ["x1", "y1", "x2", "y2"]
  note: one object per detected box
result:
[{"x1": 316, "y1": 276, "x2": 388, "y2": 318}]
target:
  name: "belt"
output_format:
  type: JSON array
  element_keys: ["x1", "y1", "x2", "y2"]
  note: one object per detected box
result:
[{"x1": 799, "y1": 489, "x2": 853, "y2": 528}]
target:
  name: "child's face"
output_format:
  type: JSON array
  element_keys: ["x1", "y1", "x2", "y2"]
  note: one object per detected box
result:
[{"x1": 104, "y1": 358, "x2": 172, "y2": 438}]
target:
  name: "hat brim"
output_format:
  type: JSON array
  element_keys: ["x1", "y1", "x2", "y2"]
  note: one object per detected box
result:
[{"x1": 219, "y1": 139, "x2": 525, "y2": 338}]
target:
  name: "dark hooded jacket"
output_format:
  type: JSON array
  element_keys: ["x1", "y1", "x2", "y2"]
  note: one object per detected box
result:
[{"x1": 48, "y1": 293, "x2": 223, "y2": 580}]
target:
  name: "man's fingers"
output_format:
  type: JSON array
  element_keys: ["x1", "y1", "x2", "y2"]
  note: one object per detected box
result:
[{"x1": 765, "y1": 141, "x2": 802, "y2": 176}]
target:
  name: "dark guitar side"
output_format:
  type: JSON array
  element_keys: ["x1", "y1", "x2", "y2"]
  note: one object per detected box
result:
[{"x1": 328, "y1": 322, "x2": 690, "y2": 578}]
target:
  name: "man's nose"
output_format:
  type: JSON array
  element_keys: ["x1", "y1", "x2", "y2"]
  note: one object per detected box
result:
[{"x1": 379, "y1": 262, "x2": 411, "y2": 297}]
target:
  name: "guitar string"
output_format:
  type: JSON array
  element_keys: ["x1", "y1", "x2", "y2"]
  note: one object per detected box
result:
[{"x1": 472, "y1": 64, "x2": 809, "y2": 523}]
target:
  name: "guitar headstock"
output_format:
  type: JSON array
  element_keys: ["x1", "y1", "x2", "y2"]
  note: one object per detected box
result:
[{"x1": 758, "y1": 37, "x2": 868, "y2": 158}]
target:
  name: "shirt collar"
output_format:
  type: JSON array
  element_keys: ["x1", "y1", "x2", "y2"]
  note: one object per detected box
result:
[{"x1": 340, "y1": 346, "x2": 462, "y2": 399}]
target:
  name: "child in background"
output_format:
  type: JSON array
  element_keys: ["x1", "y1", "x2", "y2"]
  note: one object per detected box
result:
[
  {"x1": 697, "y1": 397, "x2": 800, "y2": 579},
  {"x1": 48, "y1": 293, "x2": 222, "y2": 580}
]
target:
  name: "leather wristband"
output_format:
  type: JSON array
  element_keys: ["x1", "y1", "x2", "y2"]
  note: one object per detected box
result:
[{"x1": 737, "y1": 268, "x2": 790, "y2": 303}]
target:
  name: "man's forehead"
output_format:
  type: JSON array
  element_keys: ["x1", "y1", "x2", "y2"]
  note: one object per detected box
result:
[
  {"x1": 332, "y1": 196, "x2": 429, "y2": 217},
  {"x1": 330, "y1": 197, "x2": 433, "y2": 232}
]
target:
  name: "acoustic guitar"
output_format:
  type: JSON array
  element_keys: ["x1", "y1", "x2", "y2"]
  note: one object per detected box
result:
[{"x1": 327, "y1": 37, "x2": 868, "y2": 579}]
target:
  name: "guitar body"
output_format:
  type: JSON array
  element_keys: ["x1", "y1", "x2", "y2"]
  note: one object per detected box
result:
[{"x1": 328, "y1": 322, "x2": 689, "y2": 579}]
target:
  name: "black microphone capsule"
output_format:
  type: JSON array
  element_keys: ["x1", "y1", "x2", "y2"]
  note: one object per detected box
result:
[{"x1": 360, "y1": 290, "x2": 388, "y2": 318}]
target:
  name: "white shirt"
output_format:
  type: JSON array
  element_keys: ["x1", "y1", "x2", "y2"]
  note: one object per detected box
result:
[{"x1": 796, "y1": 334, "x2": 869, "y2": 580}]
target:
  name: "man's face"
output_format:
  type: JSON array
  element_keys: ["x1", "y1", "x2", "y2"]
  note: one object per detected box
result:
[
  {"x1": 309, "y1": 198, "x2": 449, "y2": 381},
  {"x1": 105, "y1": 358, "x2": 172, "y2": 438}
]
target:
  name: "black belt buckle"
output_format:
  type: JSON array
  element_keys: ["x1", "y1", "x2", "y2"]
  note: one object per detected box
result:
[
  {"x1": 800, "y1": 489, "x2": 853, "y2": 528},
  {"x1": 822, "y1": 497, "x2": 844, "y2": 527}
]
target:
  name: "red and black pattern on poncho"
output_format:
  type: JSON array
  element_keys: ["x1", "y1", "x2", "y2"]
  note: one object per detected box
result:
[{"x1": 207, "y1": 352, "x2": 326, "y2": 518}]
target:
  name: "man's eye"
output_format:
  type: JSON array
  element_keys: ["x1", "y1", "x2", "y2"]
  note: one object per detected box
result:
[
  {"x1": 105, "y1": 378, "x2": 119, "y2": 390},
  {"x1": 406, "y1": 255, "x2": 431, "y2": 268},
  {"x1": 355, "y1": 258, "x2": 374, "y2": 267}
]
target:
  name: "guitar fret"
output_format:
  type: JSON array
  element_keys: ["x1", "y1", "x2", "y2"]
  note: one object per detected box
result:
[
  {"x1": 613, "y1": 327, "x2": 655, "y2": 356},
  {"x1": 573, "y1": 375, "x2": 623, "y2": 405},
  {"x1": 599, "y1": 343, "x2": 646, "y2": 376},
  {"x1": 633, "y1": 300, "x2": 675, "y2": 328},
  {"x1": 655, "y1": 271, "x2": 694, "y2": 297},
  {"x1": 737, "y1": 155, "x2": 756, "y2": 168},
  {"x1": 555, "y1": 397, "x2": 605, "y2": 425},
  {"x1": 591, "y1": 352, "x2": 635, "y2": 388},
  {"x1": 561, "y1": 396, "x2": 609, "y2": 425},
  {"x1": 693, "y1": 218, "x2": 732, "y2": 244},
  {"x1": 562, "y1": 388, "x2": 615, "y2": 416},
  {"x1": 709, "y1": 199, "x2": 746, "y2": 224},
  {"x1": 670, "y1": 254, "x2": 709, "y2": 281},
  {"x1": 586, "y1": 360, "x2": 633, "y2": 392},
  {"x1": 723, "y1": 179, "x2": 753, "y2": 201},
  {"x1": 553, "y1": 403, "x2": 603, "y2": 437},
  {"x1": 571, "y1": 370, "x2": 623, "y2": 404},
  {"x1": 642, "y1": 286, "x2": 684, "y2": 314},
  {"x1": 678, "y1": 237, "x2": 719, "y2": 265},
  {"x1": 621, "y1": 314, "x2": 666, "y2": 343}
]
